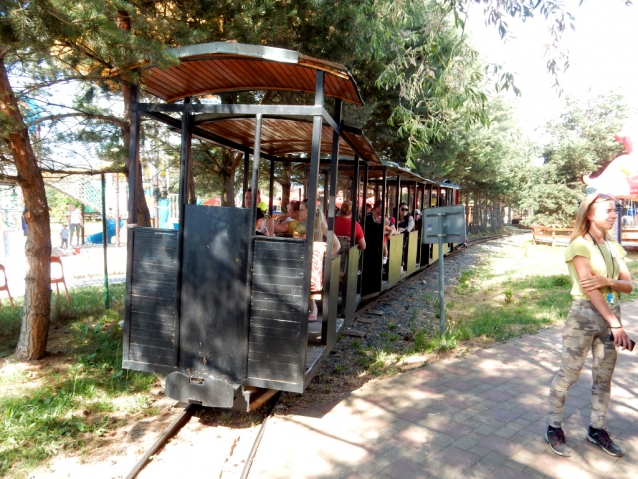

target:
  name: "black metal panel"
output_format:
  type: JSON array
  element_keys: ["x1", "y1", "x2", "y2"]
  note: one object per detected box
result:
[
  {"x1": 345, "y1": 246, "x2": 361, "y2": 320},
  {"x1": 324, "y1": 256, "x2": 340, "y2": 349},
  {"x1": 247, "y1": 238, "x2": 306, "y2": 387},
  {"x1": 179, "y1": 205, "x2": 251, "y2": 381},
  {"x1": 125, "y1": 228, "x2": 178, "y2": 372},
  {"x1": 362, "y1": 213, "x2": 383, "y2": 296},
  {"x1": 165, "y1": 372, "x2": 237, "y2": 408}
]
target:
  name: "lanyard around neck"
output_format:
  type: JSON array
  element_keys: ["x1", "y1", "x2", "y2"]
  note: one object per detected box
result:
[{"x1": 589, "y1": 233, "x2": 615, "y2": 280}]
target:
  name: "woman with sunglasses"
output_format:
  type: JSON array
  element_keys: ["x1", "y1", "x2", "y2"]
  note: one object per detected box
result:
[
  {"x1": 396, "y1": 203, "x2": 414, "y2": 268},
  {"x1": 396, "y1": 203, "x2": 414, "y2": 234},
  {"x1": 547, "y1": 194, "x2": 633, "y2": 458}
]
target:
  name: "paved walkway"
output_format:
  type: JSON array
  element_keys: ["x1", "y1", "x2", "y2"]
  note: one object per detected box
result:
[{"x1": 249, "y1": 302, "x2": 638, "y2": 479}]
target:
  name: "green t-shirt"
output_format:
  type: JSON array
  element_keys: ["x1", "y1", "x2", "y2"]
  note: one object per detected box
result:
[{"x1": 565, "y1": 235, "x2": 626, "y2": 300}]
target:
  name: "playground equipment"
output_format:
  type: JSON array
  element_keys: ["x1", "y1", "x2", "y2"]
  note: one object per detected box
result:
[{"x1": 85, "y1": 219, "x2": 125, "y2": 244}]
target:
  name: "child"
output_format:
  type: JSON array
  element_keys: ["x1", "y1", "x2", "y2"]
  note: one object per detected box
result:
[
  {"x1": 60, "y1": 224, "x2": 69, "y2": 249},
  {"x1": 255, "y1": 210, "x2": 270, "y2": 236}
]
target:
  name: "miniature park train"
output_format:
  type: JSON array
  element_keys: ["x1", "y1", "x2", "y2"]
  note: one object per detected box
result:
[{"x1": 121, "y1": 42, "x2": 461, "y2": 410}]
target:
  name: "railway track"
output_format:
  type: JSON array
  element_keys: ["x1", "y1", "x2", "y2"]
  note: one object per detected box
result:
[{"x1": 123, "y1": 231, "x2": 524, "y2": 479}]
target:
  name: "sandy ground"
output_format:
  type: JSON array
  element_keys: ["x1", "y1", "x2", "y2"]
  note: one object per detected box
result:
[{"x1": 0, "y1": 236, "x2": 127, "y2": 299}]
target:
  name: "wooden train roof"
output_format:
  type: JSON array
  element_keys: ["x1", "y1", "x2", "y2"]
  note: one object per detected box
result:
[
  {"x1": 195, "y1": 116, "x2": 380, "y2": 165},
  {"x1": 127, "y1": 42, "x2": 364, "y2": 106}
]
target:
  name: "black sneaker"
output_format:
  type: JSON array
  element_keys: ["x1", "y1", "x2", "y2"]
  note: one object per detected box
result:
[
  {"x1": 546, "y1": 426, "x2": 571, "y2": 456},
  {"x1": 587, "y1": 428, "x2": 623, "y2": 457}
]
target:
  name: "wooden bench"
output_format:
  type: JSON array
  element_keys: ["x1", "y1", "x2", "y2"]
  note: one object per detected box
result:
[{"x1": 531, "y1": 225, "x2": 572, "y2": 246}]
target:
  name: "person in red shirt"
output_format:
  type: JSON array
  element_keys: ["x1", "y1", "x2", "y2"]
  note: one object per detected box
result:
[{"x1": 334, "y1": 200, "x2": 366, "y2": 250}]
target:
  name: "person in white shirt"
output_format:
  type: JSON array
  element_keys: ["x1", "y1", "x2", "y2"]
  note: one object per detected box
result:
[{"x1": 67, "y1": 203, "x2": 83, "y2": 247}]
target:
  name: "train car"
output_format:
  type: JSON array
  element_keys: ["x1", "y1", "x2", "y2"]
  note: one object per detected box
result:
[{"x1": 120, "y1": 42, "x2": 463, "y2": 410}]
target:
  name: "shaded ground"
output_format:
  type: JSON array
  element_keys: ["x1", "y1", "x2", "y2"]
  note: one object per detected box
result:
[{"x1": 8, "y1": 230, "x2": 576, "y2": 479}]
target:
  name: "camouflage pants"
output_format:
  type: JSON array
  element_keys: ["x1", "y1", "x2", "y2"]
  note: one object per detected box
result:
[{"x1": 548, "y1": 300, "x2": 618, "y2": 429}]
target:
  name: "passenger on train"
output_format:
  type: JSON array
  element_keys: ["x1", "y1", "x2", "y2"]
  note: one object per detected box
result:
[
  {"x1": 414, "y1": 209, "x2": 422, "y2": 235},
  {"x1": 397, "y1": 203, "x2": 415, "y2": 234},
  {"x1": 245, "y1": 187, "x2": 273, "y2": 235},
  {"x1": 397, "y1": 203, "x2": 414, "y2": 268},
  {"x1": 274, "y1": 200, "x2": 300, "y2": 235},
  {"x1": 255, "y1": 209, "x2": 270, "y2": 236},
  {"x1": 383, "y1": 216, "x2": 397, "y2": 263},
  {"x1": 334, "y1": 200, "x2": 366, "y2": 251},
  {"x1": 244, "y1": 187, "x2": 261, "y2": 209},
  {"x1": 298, "y1": 200, "x2": 340, "y2": 321},
  {"x1": 297, "y1": 200, "x2": 340, "y2": 256}
]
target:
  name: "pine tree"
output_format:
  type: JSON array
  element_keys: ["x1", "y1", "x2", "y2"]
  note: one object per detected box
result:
[{"x1": 0, "y1": 1, "x2": 167, "y2": 359}]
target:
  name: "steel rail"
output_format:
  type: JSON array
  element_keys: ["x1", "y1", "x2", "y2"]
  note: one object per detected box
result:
[
  {"x1": 239, "y1": 391, "x2": 283, "y2": 479},
  {"x1": 124, "y1": 403, "x2": 200, "y2": 479}
]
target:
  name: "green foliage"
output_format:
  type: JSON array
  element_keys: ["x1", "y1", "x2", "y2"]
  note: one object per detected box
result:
[
  {"x1": 0, "y1": 284, "x2": 157, "y2": 478},
  {"x1": 522, "y1": 93, "x2": 628, "y2": 226},
  {"x1": 0, "y1": 299, "x2": 24, "y2": 358},
  {"x1": 45, "y1": 188, "x2": 75, "y2": 223}
]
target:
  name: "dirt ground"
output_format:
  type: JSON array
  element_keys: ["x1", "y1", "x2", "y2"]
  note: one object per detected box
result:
[{"x1": 5, "y1": 231, "x2": 570, "y2": 479}]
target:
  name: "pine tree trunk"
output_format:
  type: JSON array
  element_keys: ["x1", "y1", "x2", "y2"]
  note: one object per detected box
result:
[
  {"x1": 280, "y1": 163, "x2": 291, "y2": 210},
  {"x1": 118, "y1": 12, "x2": 151, "y2": 226},
  {"x1": 0, "y1": 58, "x2": 52, "y2": 360},
  {"x1": 220, "y1": 149, "x2": 237, "y2": 207}
]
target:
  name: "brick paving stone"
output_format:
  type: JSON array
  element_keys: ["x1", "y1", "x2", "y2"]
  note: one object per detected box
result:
[
  {"x1": 478, "y1": 434, "x2": 525, "y2": 457},
  {"x1": 478, "y1": 390, "x2": 514, "y2": 403},
  {"x1": 512, "y1": 417, "x2": 533, "y2": 427},
  {"x1": 464, "y1": 444, "x2": 492, "y2": 458},
  {"x1": 479, "y1": 451, "x2": 509, "y2": 467},
  {"x1": 481, "y1": 376, "x2": 511, "y2": 386},
  {"x1": 480, "y1": 408, "x2": 525, "y2": 423},
  {"x1": 507, "y1": 446, "x2": 541, "y2": 469},
  {"x1": 510, "y1": 431, "x2": 537, "y2": 446},
  {"x1": 522, "y1": 437, "x2": 549, "y2": 456},
  {"x1": 485, "y1": 465, "x2": 535, "y2": 479},
  {"x1": 381, "y1": 458, "x2": 437, "y2": 479},
  {"x1": 444, "y1": 379, "x2": 479, "y2": 392},
  {"x1": 430, "y1": 465, "x2": 465, "y2": 479},
  {"x1": 432, "y1": 433, "x2": 456, "y2": 448},
  {"x1": 432, "y1": 445, "x2": 482, "y2": 470},
  {"x1": 524, "y1": 421, "x2": 547, "y2": 436},
  {"x1": 521, "y1": 411, "x2": 545, "y2": 422},
  {"x1": 445, "y1": 396, "x2": 482, "y2": 411},
  {"x1": 409, "y1": 368, "x2": 441, "y2": 381},
  {"x1": 395, "y1": 408, "x2": 433, "y2": 424},
  {"x1": 427, "y1": 421, "x2": 475, "y2": 439},
  {"x1": 493, "y1": 423, "x2": 524, "y2": 439},
  {"x1": 390, "y1": 424, "x2": 439, "y2": 450},
  {"x1": 451, "y1": 412, "x2": 475, "y2": 424},
  {"x1": 452, "y1": 433, "x2": 485, "y2": 451},
  {"x1": 474, "y1": 424, "x2": 499, "y2": 436},
  {"x1": 445, "y1": 364, "x2": 474, "y2": 376},
  {"x1": 565, "y1": 395, "x2": 590, "y2": 409}
]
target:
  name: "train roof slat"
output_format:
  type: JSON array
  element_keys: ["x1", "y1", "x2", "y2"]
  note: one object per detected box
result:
[
  {"x1": 196, "y1": 117, "x2": 377, "y2": 164},
  {"x1": 119, "y1": 42, "x2": 364, "y2": 105}
]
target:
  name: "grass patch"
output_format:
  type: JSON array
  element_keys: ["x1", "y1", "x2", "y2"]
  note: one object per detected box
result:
[
  {"x1": 360, "y1": 240, "x2": 589, "y2": 377},
  {"x1": 0, "y1": 284, "x2": 157, "y2": 479}
]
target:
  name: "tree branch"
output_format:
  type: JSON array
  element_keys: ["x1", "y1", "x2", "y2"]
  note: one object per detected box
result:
[
  {"x1": 41, "y1": 166, "x2": 127, "y2": 176},
  {"x1": 19, "y1": 76, "x2": 113, "y2": 96},
  {"x1": 27, "y1": 112, "x2": 125, "y2": 128}
]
